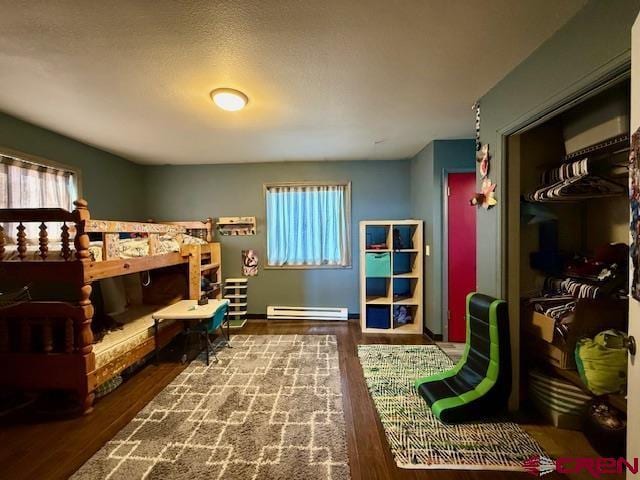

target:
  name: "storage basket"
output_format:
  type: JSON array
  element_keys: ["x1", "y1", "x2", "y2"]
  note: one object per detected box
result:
[
  {"x1": 366, "y1": 305, "x2": 390, "y2": 329},
  {"x1": 365, "y1": 252, "x2": 391, "y2": 277}
]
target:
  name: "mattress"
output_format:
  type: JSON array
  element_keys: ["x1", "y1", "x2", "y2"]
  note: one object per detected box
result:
[{"x1": 93, "y1": 304, "x2": 175, "y2": 370}]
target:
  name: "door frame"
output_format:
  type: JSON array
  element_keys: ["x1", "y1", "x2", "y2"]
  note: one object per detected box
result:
[{"x1": 441, "y1": 168, "x2": 476, "y2": 342}]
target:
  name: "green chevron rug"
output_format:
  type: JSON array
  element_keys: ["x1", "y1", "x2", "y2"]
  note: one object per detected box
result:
[{"x1": 357, "y1": 344, "x2": 545, "y2": 471}]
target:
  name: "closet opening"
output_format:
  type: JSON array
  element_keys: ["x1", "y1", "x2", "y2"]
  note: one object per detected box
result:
[{"x1": 506, "y1": 78, "x2": 630, "y2": 457}]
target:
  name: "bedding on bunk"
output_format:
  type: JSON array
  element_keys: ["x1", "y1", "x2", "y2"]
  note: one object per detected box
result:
[{"x1": 1, "y1": 233, "x2": 207, "y2": 261}]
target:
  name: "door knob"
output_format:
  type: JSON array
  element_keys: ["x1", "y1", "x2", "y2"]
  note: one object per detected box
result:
[{"x1": 628, "y1": 336, "x2": 636, "y2": 356}]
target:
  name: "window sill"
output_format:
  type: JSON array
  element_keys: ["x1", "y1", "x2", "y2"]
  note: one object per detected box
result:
[{"x1": 264, "y1": 264, "x2": 352, "y2": 270}]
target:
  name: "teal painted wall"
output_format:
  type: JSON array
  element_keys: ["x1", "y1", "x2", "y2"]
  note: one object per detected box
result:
[
  {"x1": 0, "y1": 108, "x2": 414, "y2": 316},
  {"x1": 0, "y1": 111, "x2": 144, "y2": 220},
  {"x1": 143, "y1": 160, "x2": 412, "y2": 314},
  {"x1": 477, "y1": 0, "x2": 640, "y2": 297},
  {"x1": 410, "y1": 139, "x2": 475, "y2": 336}
]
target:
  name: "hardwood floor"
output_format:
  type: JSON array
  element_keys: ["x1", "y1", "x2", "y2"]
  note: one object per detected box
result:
[{"x1": 0, "y1": 319, "x2": 602, "y2": 479}]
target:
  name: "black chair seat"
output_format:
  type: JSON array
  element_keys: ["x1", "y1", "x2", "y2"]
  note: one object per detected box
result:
[{"x1": 414, "y1": 293, "x2": 511, "y2": 423}]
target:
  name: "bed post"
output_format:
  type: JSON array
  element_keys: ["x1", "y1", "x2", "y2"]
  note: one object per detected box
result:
[
  {"x1": 73, "y1": 199, "x2": 96, "y2": 413},
  {"x1": 205, "y1": 218, "x2": 214, "y2": 243},
  {"x1": 0, "y1": 223, "x2": 5, "y2": 258},
  {"x1": 185, "y1": 244, "x2": 202, "y2": 300}
]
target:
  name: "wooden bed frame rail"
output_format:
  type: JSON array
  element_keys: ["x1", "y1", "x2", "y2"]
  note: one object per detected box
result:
[
  {"x1": 0, "y1": 203, "x2": 82, "y2": 262},
  {"x1": 0, "y1": 199, "x2": 214, "y2": 263},
  {"x1": 0, "y1": 301, "x2": 96, "y2": 412}
]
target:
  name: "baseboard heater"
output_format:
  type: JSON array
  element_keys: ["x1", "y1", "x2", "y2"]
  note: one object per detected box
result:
[{"x1": 266, "y1": 306, "x2": 348, "y2": 321}]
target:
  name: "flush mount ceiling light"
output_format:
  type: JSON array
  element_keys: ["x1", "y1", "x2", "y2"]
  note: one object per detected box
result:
[{"x1": 210, "y1": 88, "x2": 248, "y2": 111}]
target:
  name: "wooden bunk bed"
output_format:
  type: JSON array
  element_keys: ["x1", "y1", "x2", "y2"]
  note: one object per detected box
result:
[{"x1": 0, "y1": 199, "x2": 221, "y2": 414}]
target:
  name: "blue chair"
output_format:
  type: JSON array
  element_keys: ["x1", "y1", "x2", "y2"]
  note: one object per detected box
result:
[{"x1": 199, "y1": 300, "x2": 231, "y2": 365}]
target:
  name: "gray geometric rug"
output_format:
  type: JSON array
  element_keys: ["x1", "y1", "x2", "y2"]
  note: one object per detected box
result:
[
  {"x1": 358, "y1": 344, "x2": 545, "y2": 471},
  {"x1": 74, "y1": 335, "x2": 350, "y2": 480}
]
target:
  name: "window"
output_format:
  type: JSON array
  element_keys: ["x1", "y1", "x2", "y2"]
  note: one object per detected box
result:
[
  {"x1": 1, "y1": 153, "x2": 78, "y2": 242},
  {"x1": 265, "y1": 182, "x2": 351, "y2": 268}
]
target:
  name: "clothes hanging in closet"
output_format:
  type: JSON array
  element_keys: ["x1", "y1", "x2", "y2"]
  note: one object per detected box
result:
[
  {"x1": 530, "y1": 296, "x2": 577, "y2": 320},
  {"x1": 527, "y1": 158, "x2": 626, "y2": 202},
  {"x1": 545, "y1": 277, "x2": 600, "y2": 299},
  {"x1": 526, "y1": 295, "x2": 577, "y2": 342}
]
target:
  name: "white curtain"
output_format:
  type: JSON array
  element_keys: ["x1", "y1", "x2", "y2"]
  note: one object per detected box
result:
[
  {"x1": 0, "y1": 158, "x2": 77, "y2": 243},
  {"x1": 266, "y1": 184, "x2": 350, "y2": 266}
]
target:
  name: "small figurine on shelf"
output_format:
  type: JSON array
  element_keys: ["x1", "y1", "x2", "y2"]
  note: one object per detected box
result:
[{"x1": 198, "y1": 293, "x2": 209, "y2": 306}]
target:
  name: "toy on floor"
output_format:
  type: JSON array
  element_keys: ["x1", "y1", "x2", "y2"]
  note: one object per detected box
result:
[{"x1": 414, "y1": 292, "x2": 511, "y2": 423}]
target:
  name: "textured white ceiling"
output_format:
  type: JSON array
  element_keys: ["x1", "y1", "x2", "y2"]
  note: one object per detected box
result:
[{"x1": 0, "y1": 0, "x2": 586, "y2": 165}]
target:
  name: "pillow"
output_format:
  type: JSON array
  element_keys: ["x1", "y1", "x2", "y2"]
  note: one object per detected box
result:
[
  {"x1": 158, "y1": 235, "x2": 180, "y2": 253},
  {"x1": 118, "y1": 237, "x2": 149, "y2": 258},
  {"x1": 181, "y1": 233, "x2": 208, "y2": 245}
]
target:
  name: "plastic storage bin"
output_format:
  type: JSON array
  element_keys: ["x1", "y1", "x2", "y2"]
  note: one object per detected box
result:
[
  {"x1": 562, "y1": 84, "x2": 629, "y2": 154},
  {"x1": 366, "y1": 252, "x2": 391, "y2": 277},
  {"x1": 366, "y1": 305, "x2": 391, "y2": 329}
]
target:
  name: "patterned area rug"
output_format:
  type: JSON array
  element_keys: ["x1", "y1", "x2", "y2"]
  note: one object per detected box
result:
[
  {"x1": 74, "y1": 335, "x2": 350, "y2": 480},
  {"x1": 358, "y1": 344, "x2": 545, "y2": 471}
]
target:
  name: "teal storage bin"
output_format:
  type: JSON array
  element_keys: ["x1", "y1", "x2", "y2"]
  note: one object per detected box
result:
[{"x1": 366, "y1": 252, "x2": 391, "y2": 277}]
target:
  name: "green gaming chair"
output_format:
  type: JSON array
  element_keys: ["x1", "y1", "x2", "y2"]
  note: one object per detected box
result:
[
  {"x1": 415, "y1": 293, "x2": 511, "y2": 423},
  {"x1": 199, "y1": 299, "x2": 231, "y2": 365}
]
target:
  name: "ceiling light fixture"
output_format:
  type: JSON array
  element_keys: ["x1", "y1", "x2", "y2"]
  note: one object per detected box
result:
[{"x1": 210, "y1": 88, "x2": 248, "y2": 111}]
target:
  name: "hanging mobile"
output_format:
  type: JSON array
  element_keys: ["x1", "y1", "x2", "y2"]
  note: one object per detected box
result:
[
  {"x1": 469, "y1": 101, "x2": 497, "y2": 209},
  {"x1": 478, "y1": 144, "x2": 490, "y2": 179},
  {"x1": 470, "y1": 178, "x2": 498, "y2": 210}
]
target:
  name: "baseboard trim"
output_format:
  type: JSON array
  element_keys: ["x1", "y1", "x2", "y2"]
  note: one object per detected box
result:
[
  {"x1": 245, "y1": 313, "x2": 356, "y2": 321},
  {"x1": 423, "y1": 327, "x2": 443, "y2": 342}
]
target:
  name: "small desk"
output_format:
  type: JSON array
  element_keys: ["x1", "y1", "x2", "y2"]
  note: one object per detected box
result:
[{"x1": 152, "y1": 299, "x2": 230, "y2": 365}]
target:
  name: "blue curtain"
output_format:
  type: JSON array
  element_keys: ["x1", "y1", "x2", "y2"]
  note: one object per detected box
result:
[{"x1": 266, "y1": 184, "x2": 349, "y2": 266}]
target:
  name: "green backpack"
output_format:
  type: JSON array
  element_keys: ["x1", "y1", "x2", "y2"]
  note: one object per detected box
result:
[{"x1": 575, "y1": 330, "x2": 628, "y2": 396}]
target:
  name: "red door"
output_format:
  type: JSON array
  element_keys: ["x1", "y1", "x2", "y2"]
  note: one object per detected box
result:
[{"x1": 447, "y1": 172, "x2": 477, "y2": 342}]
